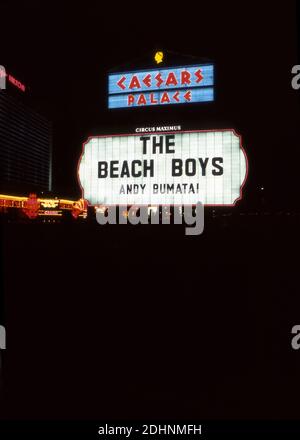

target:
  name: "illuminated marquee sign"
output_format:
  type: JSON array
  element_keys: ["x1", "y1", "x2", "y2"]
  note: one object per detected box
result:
[
  {"x1": 108, "y1": 64, "x2": 214, "y2": 108},
  {"x1": 78, "y1": 129, "x2": 248, "y2": 206}
]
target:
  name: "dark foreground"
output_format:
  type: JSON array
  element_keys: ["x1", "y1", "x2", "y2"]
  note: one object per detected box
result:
[{"x1": 0, "y1": 213, "x2": 300, "y2": 420}]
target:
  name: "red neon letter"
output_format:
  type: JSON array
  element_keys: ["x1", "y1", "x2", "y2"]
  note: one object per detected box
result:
[
  {"x1": 143, "y1": 74, "x2": 151, "y2": 88},
  {"x1": 161, "y1": 92, "x2": 170, "y2": 103},
  {"x1": 181, "y1": 71, "x2": 191, "y2": 85},
  {"x1": 129, "y1": 75, "x2": 141, "y2": 89},
  {"x1": 128, "y1": 95, "x2": 135, "y2": 106},
  {"x1": 117, "y1": 76, "x2": 126, "y2": 90},
  {"x1": 155, "y1": 73, "x2": 164, "y2": 88},
  {"x1": 137, "y1": 94, "x2": 147, "y2": 105},
  {"x1": 150, "y1": 93, "x2": 158, "y2": 104},
  {"x1": 173, "y1": 91, "x2": 180, "y2": 102},
  {"x1": 184, "y1": 91, "x2": 191, "y2": 101},
  {"x1": 166, "y1": 72, "x2": 178, "y2": 87},
  {"x1": 195, "y1": 69, "x2": 203, "y2": 83}
]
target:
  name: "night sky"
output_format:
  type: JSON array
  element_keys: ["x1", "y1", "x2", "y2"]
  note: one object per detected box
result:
[{"x1": 1, "y1": 1, "x2": 300, "y2": 206}]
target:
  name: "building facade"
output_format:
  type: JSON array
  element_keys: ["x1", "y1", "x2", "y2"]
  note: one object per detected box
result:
[{"x1": 0, "y1": 78, "x2": 52, "y2": 195}]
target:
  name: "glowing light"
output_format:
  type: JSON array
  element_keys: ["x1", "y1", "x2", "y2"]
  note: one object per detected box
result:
[
  {"x1": 40, "y1": 200, "x2": 59, "y2": 208},
  {"x1": 39, "y1": 210, "x2": 62, "y2": 216},
  {"x1": 0, "y1": 194, "x2": 87, "y2": 219},
  {"x1": 0, "y1": 194, "x2": 27, "y2": 201},
  {"x1": 154, "y1": 51, "x2": 164, "y2": 64}
]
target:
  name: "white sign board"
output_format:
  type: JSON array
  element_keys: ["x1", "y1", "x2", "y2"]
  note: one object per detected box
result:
[{"x1": 78, "y1": 130, "x2": 248, "y2": 206}]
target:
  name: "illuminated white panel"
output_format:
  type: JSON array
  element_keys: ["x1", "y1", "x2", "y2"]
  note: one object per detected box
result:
[{"x1": 78, "y1": 130, "x2": 248, "y2": 206}]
